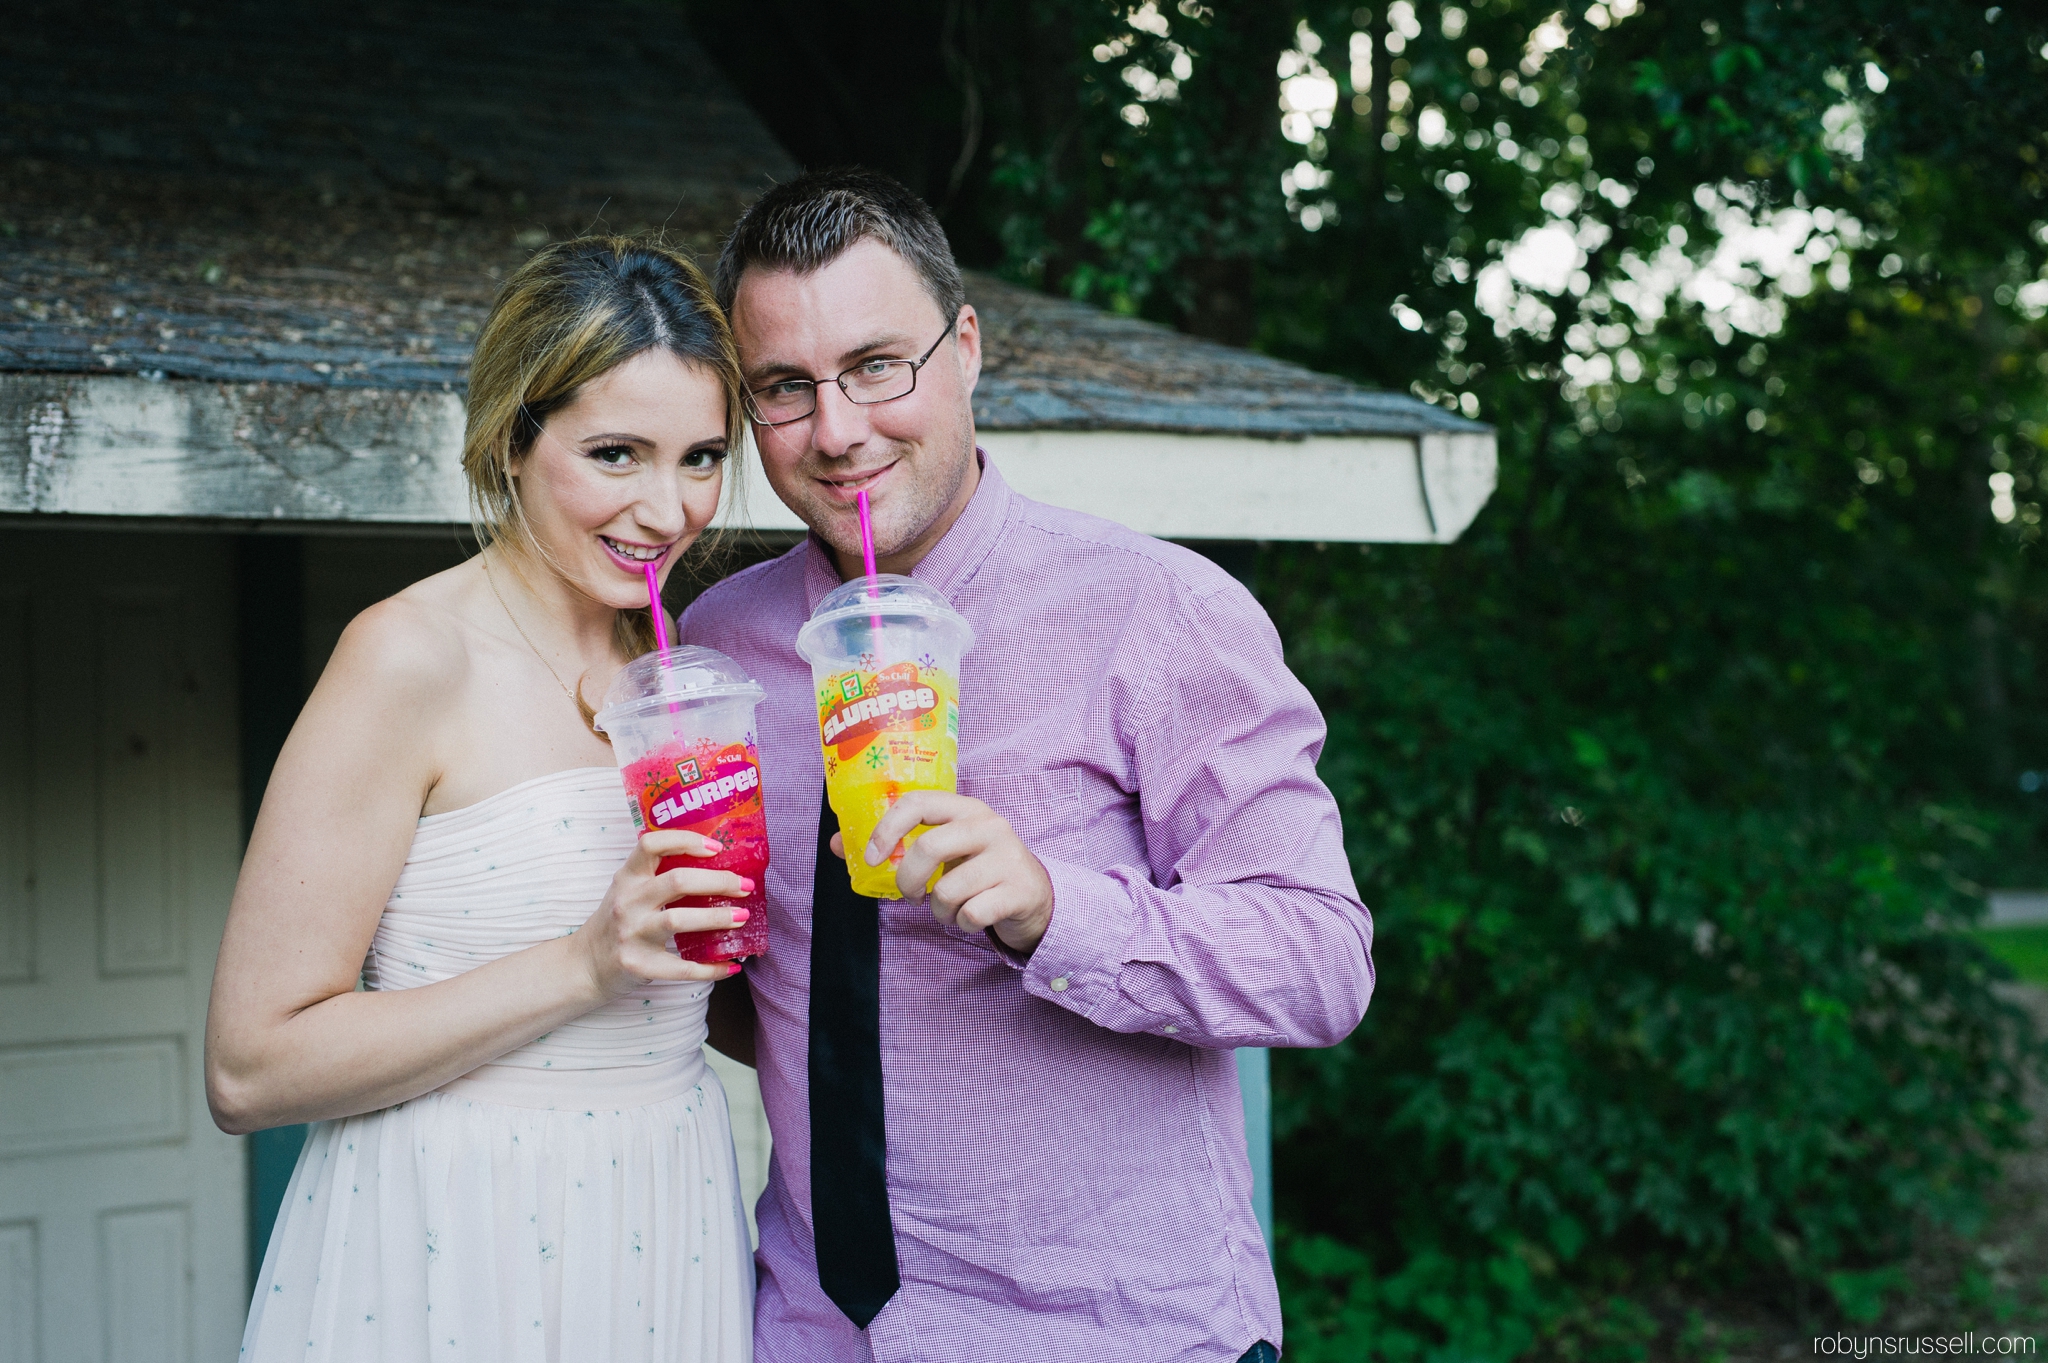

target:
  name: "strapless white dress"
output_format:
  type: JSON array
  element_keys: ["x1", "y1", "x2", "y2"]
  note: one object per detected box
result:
[{"x1": 240, "y1": 767, "x2": 753, "y2": 1363}]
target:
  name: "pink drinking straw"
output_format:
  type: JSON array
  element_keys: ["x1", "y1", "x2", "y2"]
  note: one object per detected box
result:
[
  {"x1": 644, "y1": 561, "x2": 671, "y2": 651},
  {"x1": 645, "y1": 561, "x2": 681, "y2": 719},
  {"x1": 856, "y1": 490, "x2": 883, "y2": 634}
]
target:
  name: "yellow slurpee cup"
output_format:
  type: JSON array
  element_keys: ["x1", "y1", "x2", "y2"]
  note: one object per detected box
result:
[{"x1": 796, "y1": 574, "x2": 975, "y2": 899}]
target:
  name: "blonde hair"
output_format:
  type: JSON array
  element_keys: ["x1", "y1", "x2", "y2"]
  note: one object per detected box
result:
[{"x1": 463, "y1": 236, "x2": 746, "y2": 663}]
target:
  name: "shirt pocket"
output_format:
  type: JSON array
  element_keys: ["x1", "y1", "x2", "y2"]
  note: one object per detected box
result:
[
  {"x1": 933, "y1": 763, "x2": 1095, "y2": 950},
  {"x1": 958, "y1": 761, "x2": 1090, "y2": 865}
]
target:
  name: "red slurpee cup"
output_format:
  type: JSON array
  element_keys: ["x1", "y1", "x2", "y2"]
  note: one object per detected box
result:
[{"x1": 594, "y1": 646, "x2": 769, "y2": 964}]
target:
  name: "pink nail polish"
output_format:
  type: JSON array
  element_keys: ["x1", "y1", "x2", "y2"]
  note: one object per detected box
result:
[
  {"x1": 702, "y1": 840, "x2": 723, "y2": 854},
  {"x1": 731, "y1": 908, "x2": 751, "y2": 924},
  {"x1": 737, "y1": 877, "x2": 755, "y2": 894},
  {"x1": 727, "y1": 962, "x2": 744, "y2": 976}
]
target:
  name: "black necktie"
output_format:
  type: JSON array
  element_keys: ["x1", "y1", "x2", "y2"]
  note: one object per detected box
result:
[{"x1": 808, "y1": 790, "x2": 901, "y2": 1328}]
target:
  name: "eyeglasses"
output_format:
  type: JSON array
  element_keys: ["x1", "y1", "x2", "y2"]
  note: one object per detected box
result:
[{"x1": 744, "y1": 319, "x2": 957, "y2": 427}]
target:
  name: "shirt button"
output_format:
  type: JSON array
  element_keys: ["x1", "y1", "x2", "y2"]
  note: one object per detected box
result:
[
  {"x1": 1050, "y1": 976, "x2": 1069, "y2": 992},
  {"x1": 1163, "y1": 1025, "x2": 1178, "y2": 1034}
]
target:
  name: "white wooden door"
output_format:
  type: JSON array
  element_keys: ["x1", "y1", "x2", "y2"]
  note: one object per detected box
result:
[{"x1": 0, "y1": 530, "x2": 246, "y2": 1363}]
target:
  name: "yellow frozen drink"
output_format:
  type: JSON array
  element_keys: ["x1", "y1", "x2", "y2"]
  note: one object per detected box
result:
[{"x1": 797, "y1": 574, "x2": 975, "y2": 899}]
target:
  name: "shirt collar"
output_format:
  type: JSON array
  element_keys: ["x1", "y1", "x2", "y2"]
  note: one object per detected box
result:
[{"x1": 802, "y1": 448, "x2": 1013, "y2": 612}]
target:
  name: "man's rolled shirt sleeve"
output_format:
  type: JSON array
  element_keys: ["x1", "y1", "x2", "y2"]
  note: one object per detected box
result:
[{"x1": 1019, "y1": 579, "x2": 1375, "y2": 1049}]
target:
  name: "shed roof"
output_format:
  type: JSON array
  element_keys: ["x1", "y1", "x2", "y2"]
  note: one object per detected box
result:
[
  {"x1": 1, "y1": 0, "x2": 790, "y2": 392},
  {"x1": 0, "y1": 0, "x2": 1495, "y2": 541},
  {"x1": 969, "y1": 277, "x2": 1481, "y2": 439},
  {"x1": 1, "y1": 0, "x2": 1480, "y2": 444},
  {"x1": 3, "y1": 0, "x2": 791, "y2": 220},
  {"x1": 0, "y1": 212, "x2": 1484, "y2": 443}
]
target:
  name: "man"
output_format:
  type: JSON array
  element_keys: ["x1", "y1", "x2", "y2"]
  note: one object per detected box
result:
[{"x1": 683, "y1": 167, "x2": 1373, "y2": 1362}]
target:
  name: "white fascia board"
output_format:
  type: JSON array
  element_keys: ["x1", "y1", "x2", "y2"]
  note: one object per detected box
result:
[
  {"x1": 1, "y1": 374, "x2": 471, "y2": 523},
  {"x1": 3, "y1": 375, "x2": 1496, "y2": 544},
  {"x1": 716, "y1": 428, "x2": 1498, "y2": 544}
]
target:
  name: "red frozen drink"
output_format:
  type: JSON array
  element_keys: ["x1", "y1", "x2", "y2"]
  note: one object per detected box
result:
[
  {"x1": 623, "y1": 737, "x2": 769, "y2": 963},
  {"x1": 596, "y1": 645, "x2": 771, "y2": 965}
]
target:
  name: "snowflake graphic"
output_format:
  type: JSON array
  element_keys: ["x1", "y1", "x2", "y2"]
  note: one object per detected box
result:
[
  {"x1": 918, "y1": 652, "x2": 938, "y2": 670},
  {"x1": 857, "y1": 651, "x2": 877, "y2": 670},
  {"x1": 864, "y1": 744, "x2": 886, "y2": 770}
]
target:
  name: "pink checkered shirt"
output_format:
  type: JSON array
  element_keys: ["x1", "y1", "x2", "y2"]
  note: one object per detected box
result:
[{"x1": 680, "y1": 455, "x2": 1374, "y2": 1362}]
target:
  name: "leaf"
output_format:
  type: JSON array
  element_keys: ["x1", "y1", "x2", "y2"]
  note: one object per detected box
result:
[
  {"x1": 1567, "y1": 875, "x2": 1641, "y2": 939},
  {"x1": 1825, "y1": 1264, "x2": 1906, "y2": 1324},
  {"x1": 1710, "y1": 44, "x2": 1764, "y2": 84}
]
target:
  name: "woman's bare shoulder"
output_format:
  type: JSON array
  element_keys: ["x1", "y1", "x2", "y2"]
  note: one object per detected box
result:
[
  {"x1": 323, "y1": 585, "x2": 471, "y2": 695},
  {"x1": 250, "y1": 570, "x2": 493, "y2": 859},
  {"x1": 317, "y1": 566, "x2": 485, "y2": 710}
]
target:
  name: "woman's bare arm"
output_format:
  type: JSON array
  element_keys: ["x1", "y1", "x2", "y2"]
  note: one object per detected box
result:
[{"x1": 203, "y1": 599, "x2": 745, "y2": 1134}]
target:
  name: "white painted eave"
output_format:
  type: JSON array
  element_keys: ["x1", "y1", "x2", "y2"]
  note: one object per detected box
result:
[
  {"x1": 977, "y1": 429, "x2": 1494, "y2": 544},
  {"x1": 2, "y1": 374, "x2": 1497, "y2": 543}
]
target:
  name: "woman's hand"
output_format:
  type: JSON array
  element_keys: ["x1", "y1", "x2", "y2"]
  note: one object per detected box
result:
[{"x1": 577, "y1": 828, "x2": 752, "y2": 997}]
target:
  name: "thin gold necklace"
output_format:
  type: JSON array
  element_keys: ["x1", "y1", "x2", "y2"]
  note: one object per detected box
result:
[{"x1": 482, "y1": 553, "x2": 584, "y2": 712}]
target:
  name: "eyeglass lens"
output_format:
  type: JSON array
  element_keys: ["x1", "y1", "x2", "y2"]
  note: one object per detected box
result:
[{"x1": 752, "y1": 361, "x2": 918, "y2": 424}]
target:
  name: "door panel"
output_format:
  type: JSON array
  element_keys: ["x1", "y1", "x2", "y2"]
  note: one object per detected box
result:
[
  {"x1": 94, "y1": 592, "x2": 185, "y2": 978},
  {"x1": 0, "y1": 530, "x2": 245, "y2": 1362},
  {"x1": 100, "y1": 1205, "x2": 192, "y2": 1363},
  {"x1": 0, "y1": 1039, "x2": 185, "y2": 1159}
]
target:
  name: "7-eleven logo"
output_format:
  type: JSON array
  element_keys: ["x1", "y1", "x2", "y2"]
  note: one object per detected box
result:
[{"x1": 674, "y1": 757, "x2": 703, "y2": 784}]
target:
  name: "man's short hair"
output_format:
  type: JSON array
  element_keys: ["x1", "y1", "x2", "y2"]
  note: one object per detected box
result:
[{"x1": 713, "y1": 167, "x2": 966, "y2": 327}]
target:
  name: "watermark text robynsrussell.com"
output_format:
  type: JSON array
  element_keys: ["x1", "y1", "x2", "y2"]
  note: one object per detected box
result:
[{"x1": 1816, "y1": 1335, "x2": 2039, "y2": 1357}]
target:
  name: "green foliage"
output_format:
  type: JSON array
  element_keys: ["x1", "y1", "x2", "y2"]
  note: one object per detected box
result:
[
  {"x1": 1250, "y1": 9, "x2": 2047, "y2": 1352},
  {"x1": 1971, "y1": 926, "x2": 2048, "y2": 986},
  {"x1": 1275, "y1": 1231, "x2": 1558, "y2": 1363},
  {"x1": 980, "y1": 1, "x2": 1298, "y2": 338},
  {"x1": 1258, "y1": 466, "x2": 2044, "y2": 1348},
  {"x1": 944, "y1": 0, "x2": 2048, "y2": 1352},
  {"x1": 1278, "y1": 1223, "x2": 1677, "y2": 1363}
]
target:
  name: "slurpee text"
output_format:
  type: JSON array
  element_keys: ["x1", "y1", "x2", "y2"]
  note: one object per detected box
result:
[{"x1": 623, "y1": 738, "x2": 769, "y2": 963}]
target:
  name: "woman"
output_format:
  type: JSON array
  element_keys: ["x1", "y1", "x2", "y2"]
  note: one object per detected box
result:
[{"x1": 208, "y1": 238, "x2": 755, "y2": 1362}]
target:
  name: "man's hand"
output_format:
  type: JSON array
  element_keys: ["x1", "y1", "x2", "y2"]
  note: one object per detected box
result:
[{"x1": 829, "y1": 790, "x2": 1055, "y2": 955}]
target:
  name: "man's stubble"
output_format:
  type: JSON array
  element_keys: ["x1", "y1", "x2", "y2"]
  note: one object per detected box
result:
[{"x1": 775, "y1": 398, "x2": 979, "y2": 574}]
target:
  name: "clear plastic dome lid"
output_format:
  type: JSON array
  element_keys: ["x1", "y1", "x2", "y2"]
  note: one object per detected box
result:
[
  {"x1": 797, "y1": 574, "x2": 974, "y2": 662},
  {"x1": 592, "y1": 645, "x2": 765, "y2": 732}
]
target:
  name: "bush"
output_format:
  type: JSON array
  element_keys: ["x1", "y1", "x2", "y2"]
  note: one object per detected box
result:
[{"x1": 1261, "y1": 456, "x2": 2045, "y2": 1356}]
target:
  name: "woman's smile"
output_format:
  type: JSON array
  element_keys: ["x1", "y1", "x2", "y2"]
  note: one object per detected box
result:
[{"x1": 598, "y1": 534, "x2": 674, "y2": 570}]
